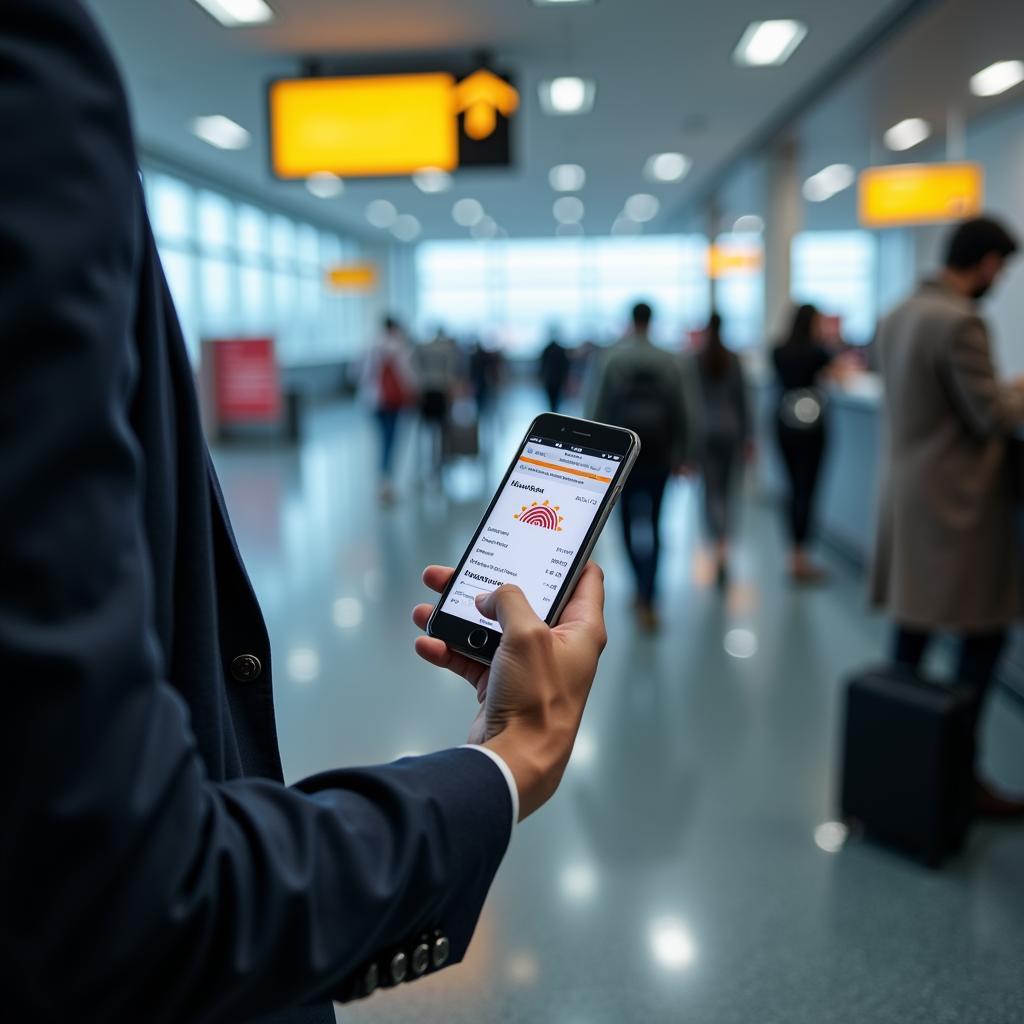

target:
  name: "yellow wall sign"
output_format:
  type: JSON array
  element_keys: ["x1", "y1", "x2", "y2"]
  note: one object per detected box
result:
[
  {"x1": 326, "y1": 264, "x2": 379, "y2": 291},
  {"x1": 269, "y1": 70, "x2": 518, "y2": 179},
  {"x1": 707, "y1": 244, "x2": 763, "y2": 278},
  {"x1": 859, "y1": 163, "x2": 984, "y2": 228}
]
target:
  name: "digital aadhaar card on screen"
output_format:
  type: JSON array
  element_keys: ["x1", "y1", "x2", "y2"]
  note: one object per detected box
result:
[{"x1": 431, "y1": 416, "x2": 638, "y2": 654}]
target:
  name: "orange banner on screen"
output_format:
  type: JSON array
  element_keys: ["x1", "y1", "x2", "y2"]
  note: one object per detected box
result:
[
  {"x1": 519, "y1": 455, "x2": 612, "y2": 484},
  {"x1": 269, "y1": 73, "x2": 459, "y2": 178},
  {"x1": 859, "y1": 162, "x2": 984, "y2": 228}
]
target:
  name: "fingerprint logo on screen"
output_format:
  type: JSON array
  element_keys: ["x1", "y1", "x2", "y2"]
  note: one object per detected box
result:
[{"x1": 514, "y1": 500, "x2": 564, "y2": 532}]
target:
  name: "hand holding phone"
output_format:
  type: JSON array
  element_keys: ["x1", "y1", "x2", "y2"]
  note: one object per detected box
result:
[{"x1": 412, "y1": 561, "x2": 607, "y2": 821}]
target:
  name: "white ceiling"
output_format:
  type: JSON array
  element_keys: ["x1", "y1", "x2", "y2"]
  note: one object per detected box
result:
[{"x1": 86, "y1": 0, "x2": 918, "y2": 242}]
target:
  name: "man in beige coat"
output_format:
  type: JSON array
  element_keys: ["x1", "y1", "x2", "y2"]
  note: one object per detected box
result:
[{"x1": 871, "y1": 216, "x2": 1024, "y2": 815}]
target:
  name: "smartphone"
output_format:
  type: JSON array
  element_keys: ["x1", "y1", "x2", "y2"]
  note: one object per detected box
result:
[{"x1": 427, "y1": 413, "x2": 640, "y2": 663}]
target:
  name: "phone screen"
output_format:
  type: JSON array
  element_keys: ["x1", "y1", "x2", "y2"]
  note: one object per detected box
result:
[{"x1": 440, "y1": 431, "x2": 623, "y2": 631}]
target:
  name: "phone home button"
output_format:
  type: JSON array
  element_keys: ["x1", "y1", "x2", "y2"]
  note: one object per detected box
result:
[{"x1": 468, "y1": 628, "x2": 489, "y2": 650}]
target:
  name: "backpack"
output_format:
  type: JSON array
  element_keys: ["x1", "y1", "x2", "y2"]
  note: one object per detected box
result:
[
  {"x1": 606, "y1": 363, "x2": 678, "y2": 469},
  {"x1": 379, "y1": 354, "x2": 411, "y2": 412}
]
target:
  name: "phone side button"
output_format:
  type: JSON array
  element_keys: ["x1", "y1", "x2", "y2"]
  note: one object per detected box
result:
[{"x1": 468, "y1": 628, "x2": 489, "y2": 650}]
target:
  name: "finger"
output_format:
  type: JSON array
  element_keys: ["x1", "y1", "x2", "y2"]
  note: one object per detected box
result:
[
  {"x1": 554, "y1": 562, "x2": 607, "y2": 640},
  {"x1": 474, "y1": 584, "x2": 542, "y2": 638},
  {"x1": 422, "y1": 565, "x2": 455, "y2": 595},
  {"x1": 414, "y1": 636, "x2": 488, "y2": 687},
  {"x1": 412, "y1": 603, "x2": 435, "y2": 631}
]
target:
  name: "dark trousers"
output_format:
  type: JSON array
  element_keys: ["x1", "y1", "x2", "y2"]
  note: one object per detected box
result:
[
  {"x1": 620, "y1": 470, "x2": 669, "y2": 604},
  {"x1": 545, "y1": 382, "x2": 565, "y2": 412},
  {"x1": 702, "y1": 437, "x2": 739, "y2": 543},
  {"x1": 776, "y1": 420, "x2": 825, "y2": 545},
  {"x1": 892, "y1": 625, "x2": 1006, "y2": 728},
  {"x1": 375, "y1": 408, "x2": 401, "y2": 476}
]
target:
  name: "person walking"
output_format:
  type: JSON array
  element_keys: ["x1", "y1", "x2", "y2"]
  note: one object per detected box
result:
[
  {"x1": 690, "y1": 314, "x2": 751, "y2": 587},
  {"x1": 772, "y1": 303, "x2": 837, "y2": 583},
  {"x1": 539, "y1": 332, "x2": 572, "y2": 411},
  {"x1": 871, "y1": 216, "x2": 1024, "y2": 817},
  {"x1": 415, "y1": 326, "x2": 459, "y2": 477},
  {"x1": 589, "y1": 302, "x2": 689, "y2": 631},
  {"x1": 361, "y1": 315, "x2": 417, "y2": 503}
]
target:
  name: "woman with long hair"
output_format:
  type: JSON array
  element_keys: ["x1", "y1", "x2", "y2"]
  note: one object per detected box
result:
[
  {"x1": 692, "y1": 313, "x2": 750, "y2": 586},
  {"x1": 772, "y1": 304, "x2": 835, "y2": 582}
]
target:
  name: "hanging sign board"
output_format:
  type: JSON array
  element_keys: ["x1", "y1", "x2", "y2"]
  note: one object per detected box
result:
[{"x1": 858, "y1": 162, "x2": 984, "y2": 228}]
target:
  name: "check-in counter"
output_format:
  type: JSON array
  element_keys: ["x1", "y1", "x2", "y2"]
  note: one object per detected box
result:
[{"x1": 751, "y1": 370, "x2": 1024, "y2": 708}]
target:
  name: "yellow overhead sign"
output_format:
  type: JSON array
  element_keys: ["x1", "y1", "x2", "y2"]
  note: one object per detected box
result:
[
  {"x1": 268, "y1": 70, "x2": 519, "y2": 179},
  {"x1": 270, "y1": 73, "x2": 459, "y2": 178},
  {"x1": 326, "y1": 264, "x2": 379, "y2": 291},
  {"x1": 859, "y1": 162, "x2": 984, "y2": 228},
  {"x1": 708, "y1": 244, "x2": 763, "y2": 278}
]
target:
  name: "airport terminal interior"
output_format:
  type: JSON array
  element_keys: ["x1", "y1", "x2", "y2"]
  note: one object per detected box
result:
[{"x1": 86, "y1": 0, "x2": 1024, "y2": 1019}]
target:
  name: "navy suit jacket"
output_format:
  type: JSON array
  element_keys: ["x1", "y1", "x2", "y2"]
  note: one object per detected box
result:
[{"x1": 0, "y1": 3, "x2": 512, "y2": 1021}]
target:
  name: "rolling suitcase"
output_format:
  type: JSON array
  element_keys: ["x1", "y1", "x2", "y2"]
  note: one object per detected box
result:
[{"x1": 840, "y1": 666, "x2": 975, "y2": 867}]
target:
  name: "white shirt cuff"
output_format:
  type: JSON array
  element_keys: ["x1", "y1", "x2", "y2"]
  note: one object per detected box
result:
[{"x1": 461, "y1": 744, "x2": 519, "y2": 830}]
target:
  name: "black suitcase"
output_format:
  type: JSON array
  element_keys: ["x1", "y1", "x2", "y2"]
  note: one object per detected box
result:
[{"x1": 840, "y1": 666, "x2": 975, "y2": 867}]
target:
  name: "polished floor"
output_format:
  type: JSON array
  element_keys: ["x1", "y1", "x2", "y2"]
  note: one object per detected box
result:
[{"x1": 213, "y1": 389, "x2": 1024, "y2": 1024}]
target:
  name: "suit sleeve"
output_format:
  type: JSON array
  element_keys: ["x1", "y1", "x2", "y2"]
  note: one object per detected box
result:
[
  {"x1": 0, "y1": 4, "x2": 510, "y2": 1022},
  {"x1": 944, "y1": 317, "x2": 1024, "y2": 438}
]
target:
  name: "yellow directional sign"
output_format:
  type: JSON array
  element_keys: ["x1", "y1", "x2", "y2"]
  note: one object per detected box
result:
[
  {"x1": 859, "y1": 162, "x2": 984, "y2": 228},
  {"x1": 268, "y1": 70, "x2": 519, "y2": 179},
  {"x1": 707, "y1": 244, "x2": 763, "y2": 278},
  {"x1": 326, "y1": 264, "x2": 378, "y2": 291},
  {"x1": 455, "y1": 69, "x2": 520, "y2": 141}
]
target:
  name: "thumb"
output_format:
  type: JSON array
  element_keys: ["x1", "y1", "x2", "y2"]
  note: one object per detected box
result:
[{"x1": 475, "y1": 584, "x2": 542, "y2": 636}]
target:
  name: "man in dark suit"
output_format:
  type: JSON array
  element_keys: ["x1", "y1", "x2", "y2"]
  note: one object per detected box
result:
[{"x1": 0, "y1": 3, "x2": 608, "y2": 1021}]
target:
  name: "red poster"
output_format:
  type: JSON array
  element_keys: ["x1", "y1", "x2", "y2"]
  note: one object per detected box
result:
[{"x1": 210, "y1": 338, "x2": 282, "y2": 425}]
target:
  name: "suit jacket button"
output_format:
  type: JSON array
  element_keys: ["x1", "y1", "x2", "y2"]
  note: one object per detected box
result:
[
  {"x1": 390, "y1": 951, "x2": 408, "y2": 984},
  {"x1": 432, "y1": 935, "x2": 450, "y2": 969},
  {"x1": 230, "y1": 654, "x2": 262, "y2": 682},
  {"x1": 363, "y1": 962, "x2": 379, "y2": 996},
  {"x1": 412, "y1": 943, "x2": 430, "y2": 976}
]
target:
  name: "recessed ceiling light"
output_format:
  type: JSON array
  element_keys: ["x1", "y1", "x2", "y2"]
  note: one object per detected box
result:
[
  {"x1": 549, "y1": 164, "x2": 587, "y2": 191},
  {"x1": 191, "y1": 114, "x2": 251, "y2": 150},
  {"x1": 970, "y1": 59, "x2": 1024, "y2": 97},
  {"x1": 733, "y1": 214, "x2": 764, "y2": 234},
  {"x1": 644, "y1": 152, "x2": 691, "y2": 183},
  {"x1": 883, "y1": 117, "x2": 932, "y2": 152},
  {"x1": 391, "y1": 214, "x2": 422, "y2": 243},
  {"x1": 802, "y1": 164, "x2": 855, "y2": 203},
  {"x1": 453, "y1": 198, "x2": 485, "y2": 227},
  {"x1": 539, "y1": 77, "x2": 596, "y2": 115},
  {"x1": 191, "y1": 0, "x2": 274, "y2": 27},
  {"x1": 305, "y1": 171, "x2": 344, "y2": 199},
  {"x1": 624, "y1": 193, "x2": 660, "y2": 222},
  {"x1": 733, "y1": 20, "x2": 807, "y2": 67},
  {"x1": 554, "y1": 196, "x2": 585, "y2": 223},
  {"x1": 366, "y1": 199, "x2": 398, "y2": 228},
  {"x1": 471, "y1": 216, "x2": 500, "y2": 239},
  {"x1": 412, "y1": 167, "x2": 453, "y2": 193}
]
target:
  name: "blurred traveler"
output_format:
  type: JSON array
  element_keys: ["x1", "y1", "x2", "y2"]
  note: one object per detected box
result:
[
  {"x1": 415, "y1": 326, "x2": 459, "y2": 476},
  {"x1": 539, "y1": 331, "x2": 571, "y2": 411},
  {"x1": 468, "y1": 337, "x2": 494, "y2": 414},
  {"x1": 589, "y1": 302, "x2": 689, "y2": 630},
  {"x1": 690, "y1": 314, "x2": 751, "y2": 587},
  {"x1": 360, "y1": 315, "x2": 417, "y2": 503},
  {"x1": 772, "y1": 303, "x2": 839, "y2": 583},
  {"x1": 871, "y1": 216, "x2": 1024, "y2": 816},
  {"x1": 0, "y1": 4, "x2": 608, "y2": 1021}
]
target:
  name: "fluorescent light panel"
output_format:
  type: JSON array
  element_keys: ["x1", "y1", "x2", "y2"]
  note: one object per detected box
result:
[
  {"x1": 803, "y1": 164, "x2": 855, "y2": 203},
  {"x1": 192, "y1": 0, "x2": 274, "y2": 27},
  {"x1": 539, "y1": 77, "x2": 596, "y2": 115},
  {"x1": 734, "y1": 20, "x2": 807, "y2": 67},
  {"x1": 970, "y1": 59, "x2": 1024, "y2": 97},
  {"x1": 191, "y1": 114, "x2": 251, "y2": 150},
  {"x1": 883, "y1": 117, "x2": 931, "y2": 152}
]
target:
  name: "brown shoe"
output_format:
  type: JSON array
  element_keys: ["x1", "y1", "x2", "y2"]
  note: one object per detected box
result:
[{"x1": 975, "y1": 778, "x2": 1024, "y2": 819}]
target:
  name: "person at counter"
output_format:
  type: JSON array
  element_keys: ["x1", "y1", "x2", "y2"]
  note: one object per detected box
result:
[
  {"x1": 772, "y1": 304, "x2": 846, "y2": 583},
  {"x1": 871, "y1": 216, "x2": 1024, "y2": 816}
]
